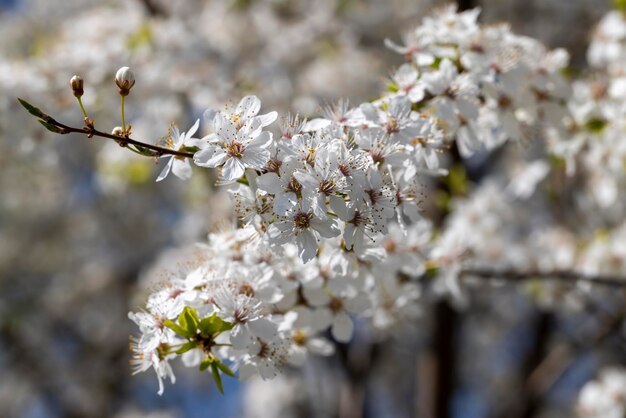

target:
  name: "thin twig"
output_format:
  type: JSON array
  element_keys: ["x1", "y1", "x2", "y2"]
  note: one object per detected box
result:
[
  {"x1": 50, "y1": 117, "x2": 194, "y2": 159},
  {"x1": 460, "y1": 268, "x2": 626, "y2": 288}
]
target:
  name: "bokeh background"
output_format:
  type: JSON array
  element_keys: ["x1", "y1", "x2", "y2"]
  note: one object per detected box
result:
[{"x1": 0, "y1": 1, "x2": 622, "y2": 417}]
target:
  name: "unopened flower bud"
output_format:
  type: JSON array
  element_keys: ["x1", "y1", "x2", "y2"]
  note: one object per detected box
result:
[
  {"x1": 115, "y1": 66, "x2": 135, "y2": 96},
  {"x1": 70, "y1": 75, "x2": 84, "y2": 97},
  {"x1": 112, "y1": 126, "x2": 124, "y2": 136}
]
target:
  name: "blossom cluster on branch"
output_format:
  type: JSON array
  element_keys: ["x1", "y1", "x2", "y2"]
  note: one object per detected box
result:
[
  {"x1": 122, "y1": 5, "x2": 577, "y2": 394},
  {"x1": 19, "y1": 4, "x2": 626, "y2": 399}
]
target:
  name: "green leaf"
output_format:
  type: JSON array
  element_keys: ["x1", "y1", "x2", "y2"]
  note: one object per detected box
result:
[
  {"x1": 215, "y1": 360, "x2": 236, "y2": 378},
  {"x1": 182, "y1": 145, "x2": 200, "y2": 154},
  {"x1": 132, "y1": 144, "x2": 157, "y2": 157},
  {"x1": 163, "y1": 319, "x2": 195, "y2": 338},
  {"x1": 386, "y1": 81, "x2": 399, "y2": 93},
  {"x1": 615, "y1": 0, "x2": 626, "y2": 12},
  {"x1": 17, "y1": 97, "x2": 47, "y2": 119},
  {"x1": 179, "y1": 307, "x2": 200, "y2": 336},
  {"x1": 430, "y1": 57, "x2": 443, "y2": 70},
  {"x1": 444, "y1": 165, "x2": 468, "y2": 196},
  {"x1": 175, "y1": 341, "x2": 198, "y2": 355},
  {"x1": 38, "y1": 120, "x2": 67, "y2": 134},
  {"x1": 199, "y1": 357, "x2": 213, "y2": 371},
  {"x1": 211, "y1": 362, "x2": 224, "y2": 394},
  {"x1": 199, "y1": 313, "x2": 233, "y2": 337},
  {"x1": 584, "y1": 117, "x2": 607, "y2": 134}
]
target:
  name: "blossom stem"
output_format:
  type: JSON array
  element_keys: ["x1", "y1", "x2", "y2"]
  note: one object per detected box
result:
[
  {"x1": 76, "y1": 97, "x2": 89, "y2": 119},
  {"x1": 121, "y1": 95, "x2": 127, "y2": 134}
]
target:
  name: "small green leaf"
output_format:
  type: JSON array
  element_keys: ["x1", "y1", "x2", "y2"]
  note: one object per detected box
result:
[
  {"x1": 17, "y1": 98, "x2": 47, "y2": 119},
  {"x1": 175, "y1": 341, "x2": 198, "y2": 355},
  {"x1": 183, "y1": 145, "x2": 200, "y2": 154},
  {"x1": 199, "y1": 313, "x2": 233, "y2": 337},
  {"x1": 38, "y1": 120, "x2": 67, "y2": 134},
  {"x1": 163, "y1": 319, "x2": 194, "y2": 338},
  {"x1": 132, "y1": 144, "x2": 157, "y2": 157},
  {"x1": 211, "y1": 362, "x2": 224, "y2": 394},
  {"x1": 179, "y1": 307, "x2": 200, "y2": 336},
  {"x1": 199, "y1": 357, "x2": 213, "y2": 371},
  {"x1": 584, "y1": 117, "x2": 607, "y2": 134},
  {"x1": 215, "y1": 360, "x2": 236, "y2": 378},
  {"x1": 430, "y1": 57, "x2": 443, "y2": 70}
]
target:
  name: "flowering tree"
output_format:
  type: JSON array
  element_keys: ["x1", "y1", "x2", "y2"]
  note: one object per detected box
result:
[{"x1": 13, "y1": 1, "x2": 626, "y2": 417}]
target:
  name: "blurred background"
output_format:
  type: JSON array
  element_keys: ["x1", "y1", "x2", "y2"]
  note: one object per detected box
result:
[{"x1": 0, "y1": 0, "x2": 622, "y2": 417}]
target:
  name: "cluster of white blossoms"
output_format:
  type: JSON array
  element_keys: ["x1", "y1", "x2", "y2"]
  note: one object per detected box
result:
[
  {"x1": 577, "y1": 367, "x2": 626, "y2": 418},
  {"x1": 131, "y1": 5, "x2": 626, "y2": 394},
  {"x1": 129, "y1": 221, "x2": 433, "y2": 394}
]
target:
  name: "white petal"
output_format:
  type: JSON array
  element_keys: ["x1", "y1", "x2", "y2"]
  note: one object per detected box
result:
[
  {"x1": 193, "y1": 146, "x2": 227, "y2": 167},
  {"x1": 156, "y1": 158, "x2": 174, "y2": 182},
  {"x1": 222, "y1": 157, "x2": 246, "y2": 181},
  {"x1": 274, "y1": 192, "x2": 298, "y2": 215},
  {"x1": 331, "y1": 312, "x2": 354, "y2": 343},
  {"x1": 172, "y1": 159, "x2": 192, "y2": 180},
  {"x1": 241, "y1": 148, "x2": 270, "y2": 169},
  {"x1": 293, "y1": 171, "x2": 319, "y2": 190},
  {"x1": 311, "y1": 218, "x2": 340, "y2": 238},
  {"x1": 303, "y1": 118, "x2": 331, "y2": 132},
  {"x1": 237, "y1": 96, "x2": 261, "y2": 120},
  {"x1": 248, "y1": 131, "x2": 273, "y2": 149},
  {"x1": 297, "y1": 230, "x2": 318, "y2": 263},
  {"x1": 238, "y1": 363, "x2": 257, "y2": 381},
  {"x1": 307, "y1": 338, "x2": 334, "y2": 356},
  {"x1": 302, "y1": 287, "x2": 331, "y2": 307},
  {"x1": 214, "y1": 113, "x2": 237, "y2": 140},
  {"x1": 255, "y1": 172, "x2": 283, "y2": 194},
  {"x1": 329, "y1": 195, "x2": 348, "y2": 220},
  {"x1": 231, "y1": 324, "x2": 253, "y2": 350},
  {"x1": 185, "y1": 118, "x2": 200, "y2": 140},
  {"x1": 343, "y1": 223, "x2": 356, "y2": 249},
  {"x1": 203, "y1": 108, "x2": 218, "y2": 126},
  {"x1": 257, "y1": 111, "x2": 278, "y2": 127},
  {"x1": 310, "y1": 307, "x2": 333, "y2": 331},
  {"x1": 248, "y1": 318, "x2": 278, "y2": 340}
]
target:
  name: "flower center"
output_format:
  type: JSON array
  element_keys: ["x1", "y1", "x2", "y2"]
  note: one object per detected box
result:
[
  {"x1": 226, "y1": 141, "x2": 245, "y2": 158},
  {"x1": 319, "y1": 179, "x2": 335, "y2": 196},
  {"x1": 293, "y1": 212, "x2": 313, "y2": 230},
  {"x1": 386, "y1": 117, "x2": 400, "y2": 134}
]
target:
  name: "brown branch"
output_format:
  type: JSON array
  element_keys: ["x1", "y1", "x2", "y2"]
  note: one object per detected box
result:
[
  {"x1": 460, "y1": 268, "x2": 626, "y2": 288},
  {"x1": 47, "y1": 116, "x2": 194, "y2": 159}
]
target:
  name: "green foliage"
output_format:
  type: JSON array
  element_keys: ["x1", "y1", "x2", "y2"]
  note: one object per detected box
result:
[
  {"x1": 18, "y1": 98, "x2": 67, "y2": 134},
  {"x1": 444, "y1": 164, "x2": 468, "y2": 196},
  {"x1": 200, "y1": 355, "x2": 235, "y2": 394},
  {"x1": 387, "y1": 81, "x2": 400, "y2": 93},
  {"x1": 17, "y1": 97, "x2": 46, "y2": 119},
  {"x1": 162, "y1": 308, "x2": 236, "y2": 394},
  {"x1": 182, "y1": 145, "x2": 200, "y2": 154},
  {"x1": 38, "y1": 120, "x2": 66, "y2": 134},
  {"x1": 615, "y1": 0, "x2": 626, "y2": 13},
  {"x1": 584, "y1": 117, "x2": 608, "y2": 133},
  {"x1": 430, "y1": 57, "x2": 443, "y2": 70},
  {"x1": 211, "y1": 362, "x2": 224, "y2": 393},
  {"x1": 199, "y1": 313, "x2": 234, "y2": 337}
]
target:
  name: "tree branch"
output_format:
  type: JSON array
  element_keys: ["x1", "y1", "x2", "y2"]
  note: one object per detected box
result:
[
  {"x1": 44, "y1": 115, "x2": 194, "y2": 159},
  {"x1": 460, "y1": 268, "x2": 626, "y2": 288}
]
